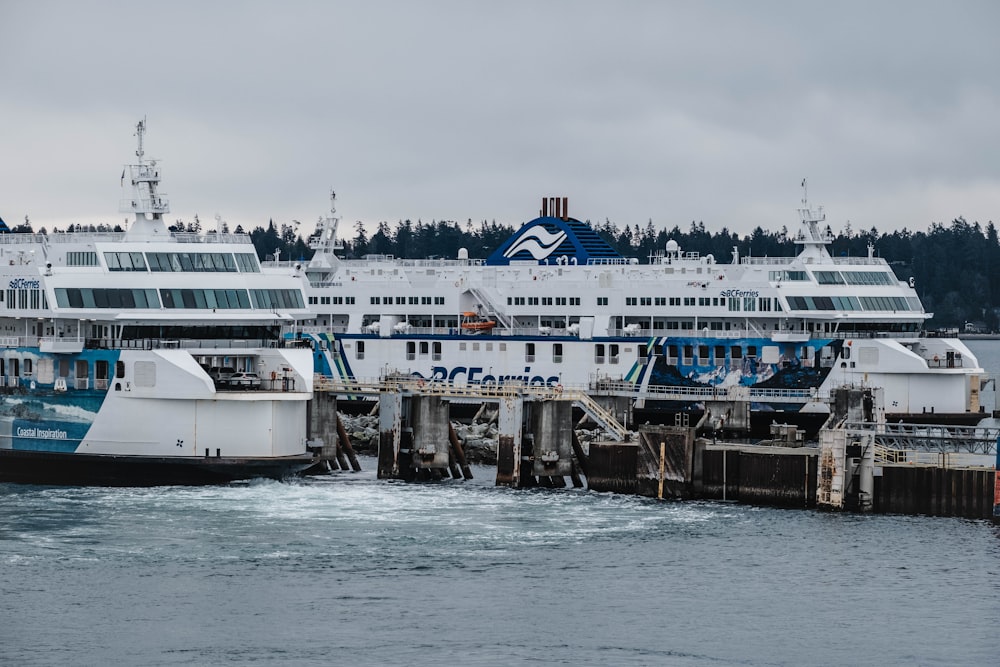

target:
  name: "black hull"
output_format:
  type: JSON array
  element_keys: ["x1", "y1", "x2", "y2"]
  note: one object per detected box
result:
[{"x1": 0, "y1": 449, "x2": 317, "y2": 487}]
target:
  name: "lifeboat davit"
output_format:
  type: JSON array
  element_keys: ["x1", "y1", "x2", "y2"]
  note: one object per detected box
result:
[{"x1": 460, "y1": 311, "x2": 496, "y2": 332}]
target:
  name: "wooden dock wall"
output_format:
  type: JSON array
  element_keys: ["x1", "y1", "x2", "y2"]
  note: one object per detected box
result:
[
  {"x1": 700, "y1": 448, "x2": 817, "y2": 508},
  {"x1": 875, "y1": 466, "x2": 994, "y2": 519},
  {"x1": 588, "y1": 428, "x2": 994, "y2": 518}
]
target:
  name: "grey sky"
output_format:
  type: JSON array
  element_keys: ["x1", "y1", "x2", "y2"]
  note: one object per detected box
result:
[{"x1": 1, "y1": 0, "x2": 998, "y2": 242}]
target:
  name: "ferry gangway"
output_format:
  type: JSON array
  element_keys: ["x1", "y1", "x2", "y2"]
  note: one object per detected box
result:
[
  {"x1": 845, "y1": 421, "x2": 999, "y2": 455},
  {"x1": 588, "y1": 379, "x2": 815, "y2": 404},
  {"x1": 313, "y1": 375, "x2": 631, "y2": 440},
  {"x1": 313, "y1": 376, "x2": 814, "y2": 405}
]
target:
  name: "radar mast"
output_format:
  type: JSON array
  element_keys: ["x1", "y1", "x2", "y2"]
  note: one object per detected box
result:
[{"x1": 120, "y1": 118, "x2": 170, "y2": 240}]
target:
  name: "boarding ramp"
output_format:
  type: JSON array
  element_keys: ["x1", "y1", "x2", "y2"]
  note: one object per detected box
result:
[
  {"x1": 844, "y1": 421, "x2": 999, "y2": 455},
  {"x1": 313, "y1": 375, "x2": 630, "y2": 441}
]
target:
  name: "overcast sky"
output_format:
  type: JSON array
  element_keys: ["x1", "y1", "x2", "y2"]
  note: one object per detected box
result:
[{"x1": 1, "y1": 0, "x2": 998, "y2": 242}]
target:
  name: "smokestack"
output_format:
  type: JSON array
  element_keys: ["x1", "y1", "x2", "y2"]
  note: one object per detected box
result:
[{"x1": 540, "y1": 196, "x2": 569, "y2": 219}]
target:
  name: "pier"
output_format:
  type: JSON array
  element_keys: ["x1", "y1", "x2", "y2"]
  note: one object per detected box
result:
[{"x1": 307, "y1": 378, "x2": 998, "y2": 520}]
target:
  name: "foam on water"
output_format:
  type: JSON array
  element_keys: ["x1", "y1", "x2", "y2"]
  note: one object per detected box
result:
[{"x1": 2, "y1": 456, "x2": 1000, "y2": 666}]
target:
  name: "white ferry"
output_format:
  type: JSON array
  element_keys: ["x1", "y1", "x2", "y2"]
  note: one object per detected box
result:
[
  {"x1": 291, "y1": 193, "x2": 985, "y2": 426},
  {"x1": 0, "y1": 121, "x2": 315, "y2": 484}
]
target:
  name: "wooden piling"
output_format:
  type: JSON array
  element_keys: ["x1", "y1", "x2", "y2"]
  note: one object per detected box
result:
[
  {"x1": 571, "y1": 430, "x2": 590, "y2": 478},
  {"x1": 447, "y1": 422, "x2": 474, "y2": 480},
  {"x1": 336, "y1": 414, "x2": 362, "y2": 471}
]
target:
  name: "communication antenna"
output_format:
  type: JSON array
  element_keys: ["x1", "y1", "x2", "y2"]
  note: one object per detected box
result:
[
  {"x1": 136, "y1": 116, "x2": 147, "y2": 161},
  {"x1": 800, "y1": 177, "x2": 808, "y2": 206}
]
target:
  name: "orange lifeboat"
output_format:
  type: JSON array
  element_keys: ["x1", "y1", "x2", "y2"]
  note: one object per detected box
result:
[{"x1": 460, "y1": 311, "x2": 496, "y2": 333}]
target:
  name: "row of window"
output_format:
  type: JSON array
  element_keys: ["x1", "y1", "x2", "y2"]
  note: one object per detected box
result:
[
  {"x1": 249, "y1": 289, "x2": 306, "y2": 310},
  {"x1": 54, "y1": 288, "x2": 305, "y2": 310},
  {"x1": 794, "y1": 270, "x2": 897, "y2": 286},
  {"x1": 309, "y1": 296, "x2": 357, "y2": 305},
  {"x1": 352, "y1": 340, "x2": 816, "y2": 367},
  {"x1": 67, "y1": 251, "x2": 98, "y2": 267},
  {"x1": 369, "y1": 296, "x2": 447, "y2": 305},
  {"x1": 767, "y1": 269, "x2": 897, "y2": 286},
  {"x1": 507, "y1": 296, "x2": 583, "y2": 306},
  {"x1": 769, "y1": 270, "x2": 809, "y2": 281},
  {"x1": 786, "y1": 295, "x2": 919, "y2": 311},
  {"x1": 103, "y1": 251, "x2": 260, "y2": 273},
  {"x1": 4, "y1": 288, "x2": 48, "y2": 310},
  {"x1": 618, "y1": 295, "x2": 783, "y2": 313}
]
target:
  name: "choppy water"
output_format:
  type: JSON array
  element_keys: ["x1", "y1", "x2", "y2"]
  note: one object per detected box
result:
[
  {"x1": 3, "y1": 340, "x2": 1000, "y2": 666},
  {"x1": 3, "y1": 466, "x2": 999, "y2": 666}
]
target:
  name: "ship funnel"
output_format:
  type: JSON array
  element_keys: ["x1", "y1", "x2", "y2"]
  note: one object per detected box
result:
[{"x1": 540, "y1": 197, "x2": 569, "y2": 221}]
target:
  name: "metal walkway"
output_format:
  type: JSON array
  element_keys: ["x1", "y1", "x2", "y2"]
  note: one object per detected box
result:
[
  {"x1": 313, "y1": 375, "x2": 631, "y2": 441},
  {"x1": 845, "y1": 421, "x2": 998, "y2": 455}
]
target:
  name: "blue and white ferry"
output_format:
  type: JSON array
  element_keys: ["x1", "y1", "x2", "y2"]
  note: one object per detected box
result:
[
  {"x1": 0, "y1": 121, "x2": 315, "y2": 484},
  {"x1": 292, "y1": 194, "x2": 985, "y2": 425}
]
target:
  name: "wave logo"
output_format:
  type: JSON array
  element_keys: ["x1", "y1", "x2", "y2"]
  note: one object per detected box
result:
[{"x1": 503, "y1": 226, "x2": 568, "y2": 260}]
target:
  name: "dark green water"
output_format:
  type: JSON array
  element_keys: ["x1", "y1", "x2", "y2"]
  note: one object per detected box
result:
[{"x1": 2, "y1": 467, "x2": 999, "y2": 666}]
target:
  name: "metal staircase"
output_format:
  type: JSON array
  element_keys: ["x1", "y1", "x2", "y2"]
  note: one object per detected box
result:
[{"x1": 466, "y1": 286, "x2": 513, "y2": 330}]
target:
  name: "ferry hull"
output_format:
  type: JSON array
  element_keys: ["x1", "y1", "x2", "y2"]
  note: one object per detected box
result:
[{"x1": 0, "y1": 448, "x2": 316, "y2": 486}]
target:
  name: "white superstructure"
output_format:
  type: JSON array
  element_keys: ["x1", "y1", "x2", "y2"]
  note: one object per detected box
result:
[{"x1": 289, "y1": 193, "x2": 984, "y2": 420}]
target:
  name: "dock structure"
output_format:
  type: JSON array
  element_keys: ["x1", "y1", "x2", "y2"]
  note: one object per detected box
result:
[
  {"x1": 310, "y1": 376, "x2": 996, "y2": 519},
  {"x1": 584, "y1": 387, "x2": 996, "y2": 519},
  {"x1": 369, "y1": 378, "x2": 611, "y2": 485},
  {"x1": 313, "y1": 375, "x2": 627, "y2": 485},
  {"x1": 305, "y1": 390, "x2": 361, "y2": 473}
]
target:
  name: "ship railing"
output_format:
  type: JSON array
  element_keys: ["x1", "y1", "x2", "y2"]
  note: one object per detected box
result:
[
  {"x1": 0, "y1": 335, "x2": 47, "y2": 348},
  {"x1": 74, "y1": 378, "x2": 89, "y2": 390},
  {"x1": 0, "y1": 233, "x2": 49, "y2": 245},
  {"x1": 169, "y1": 232, "x2": 253, "y2": 244},
  {"x1": 829, "y1": 257, "x2": 886, "y2": 266},
  {"x1": 872, "y1": 446, "x2": 993, "y2": 467},
  {"x1": 293, "y1": 325, "x2": 348, "y2": 335},
  {"x1": 44, "y1": 231, "x2": 126, "y2": 243},
  {"x1": 589, "y1": 379, "x2": 813, "y2": 402},
  {"x1": 611, "y1": 327, "x2": 759, "y2": 339},
  {"x1": 926, "y1": 356, "x2": 964, "y2": 369},
  {"x1": 828, "y1": 331, "x2": 921, "y2": 340}
]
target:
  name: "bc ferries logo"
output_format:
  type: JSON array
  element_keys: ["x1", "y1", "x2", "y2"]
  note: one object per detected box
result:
[
  {"x1": 504, "y1": 226, "x2": 568, "y2": 260},
  {"x1": 9, "y1": 278, "x2": 40, "y2": 290},
  {"x1": 720, "y1": 288, "x2": 760, "y2": 299}
]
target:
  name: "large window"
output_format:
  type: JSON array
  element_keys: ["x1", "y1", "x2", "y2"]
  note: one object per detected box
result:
[
  {"x1": 146, "y1": 252, "x2": 239, "y2": 272},
  {"x1": 55, "y1": 288, "x2": 159, "y2": 309},
  {"x1": 249, "y1": 289, "x2": 305, "y2": 309},
  {"x1": 104, "y1": 252, "x2": 147, "y2": 272},
  {"x1": 160, "y1": 289, "x2": 251, "y2": 309},
  {"x1": 842, "y1": 271, "x2": 896, "y2": 286},
  {"x1": 786, "y1": 295, "x2": 863, "y2": 311}
]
